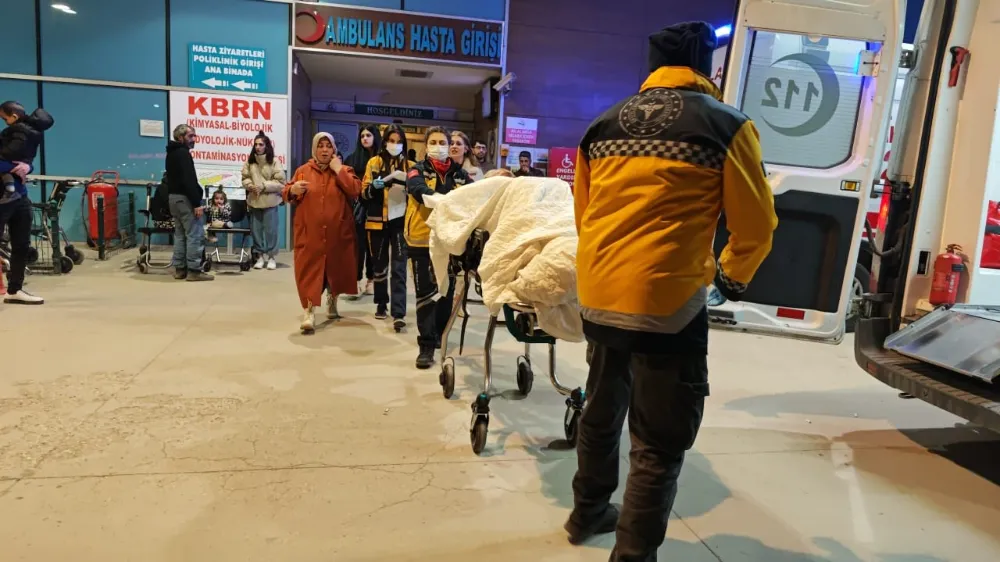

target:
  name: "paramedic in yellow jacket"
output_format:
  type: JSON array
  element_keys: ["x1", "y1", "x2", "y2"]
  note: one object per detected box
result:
[
  {"x1": 362, "y1": 124, "x2": 416, "y2": 330},
  {"x1": 404, "y1": 126, "x2": 471, "y2": 370},
  {"x1": 565, "y1": 22, "x2": 778, "y2": 560}
]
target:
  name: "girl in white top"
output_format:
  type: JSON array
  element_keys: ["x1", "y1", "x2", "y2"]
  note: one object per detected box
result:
[
  {"x1": 450, "y1": 130, "x2": 483, "y2": 182},
  {"x1": 241, "y1": 132, "x2": 285, "y2": 270}
]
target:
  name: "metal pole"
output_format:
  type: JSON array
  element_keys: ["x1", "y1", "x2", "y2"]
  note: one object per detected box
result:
[
  {"x1": 97, "y1": 196, "x2": 106, "y2": 261},
  {"x1": 128, "y1": 191, "x2": 136, "y2": 247},
  {"x1": 50, "y1": 199, "x2": 64, "y2": 274}
]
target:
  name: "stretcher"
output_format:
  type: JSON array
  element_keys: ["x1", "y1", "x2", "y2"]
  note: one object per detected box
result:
[{"x1": 437, "y1": 229, "x2": 587, "y2": 455}]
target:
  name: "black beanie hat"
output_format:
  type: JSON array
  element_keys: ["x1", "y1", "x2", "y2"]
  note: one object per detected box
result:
[{"x1": 647, "y1": 21, "x2": 718, "y2": 76}]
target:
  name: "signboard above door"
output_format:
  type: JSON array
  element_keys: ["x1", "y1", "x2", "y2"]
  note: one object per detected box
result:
[{"x1": 294, "y1": 3, "x2": 503, "y2": 66}]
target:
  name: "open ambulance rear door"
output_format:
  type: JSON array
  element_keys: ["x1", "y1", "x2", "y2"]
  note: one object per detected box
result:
[{"x1": 708, "y1": 0, "x2": 905, "y2": 343}]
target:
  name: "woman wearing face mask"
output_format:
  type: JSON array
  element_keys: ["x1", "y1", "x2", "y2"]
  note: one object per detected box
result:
[
  {"x1": 346, "y1": 125, "x2": 381, "y2": 294},
  {"x1": 361, "y1": 124, "x2": 414, "y2": 330},
  {"x1": 404, "y1": 126, "x2": 471, "y2": 369},
  {"x1": 242, "y1": 131, "x2": 285, "y2": 271},
  {"x1": 449, "y1": 130, "x2": 483, "y2": 182},
  {"x1": 283, "y1": 133, "x2": 362, "y2": 334}
]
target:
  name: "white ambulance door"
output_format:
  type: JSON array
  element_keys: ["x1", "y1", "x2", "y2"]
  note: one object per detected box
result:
[{"x1": 708, "y1": 0, "x2": 905, "y2": 343}]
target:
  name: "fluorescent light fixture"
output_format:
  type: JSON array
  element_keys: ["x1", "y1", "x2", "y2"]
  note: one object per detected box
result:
[
  {"x1": 52, "y1": 3, "x2": 76, "y2": 14},
  {"x1": 715, "y1": 25, "x2": 732, "y2": 38}
]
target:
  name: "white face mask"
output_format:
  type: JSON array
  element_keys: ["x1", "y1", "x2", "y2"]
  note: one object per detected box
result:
[
  {"x1": 385, "y1": 142, "x2": 403, "y2": 157},
  {"x1": 428, "y1": 145, "x2": 449, "y2": 162}
]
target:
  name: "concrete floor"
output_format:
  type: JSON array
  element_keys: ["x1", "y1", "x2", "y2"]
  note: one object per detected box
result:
[{"x1": 1, "y1": 252, "x2": 999, "y2": 562}]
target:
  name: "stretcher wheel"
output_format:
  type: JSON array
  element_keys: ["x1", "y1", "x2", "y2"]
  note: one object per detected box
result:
[
  {"x1": 202, "y1": 259, "x2": 212, "y2": 273},
  {"x1": 26, "y1": 247, "x2": 38, "y2": 265},
  {"x1": 58, "y1": 255, "x2": 74, "y2": 274},
  {"x1": 516, "y1": 358, "x2": 534, "y2": 396},
  {"x1": 239, "y1": 260, "x2": 253, "y2": 272},
  {"x1": 564, "y1": 407, "x2": 582, "y2": 447},
  {"x1": 440, "y1": 362, "x2": 456, "y2": 399},
  {"x1": 65, "y1": 245, "x2": 85, "y2": 265},
  {"x1": 471, "y1": 418, "x2": 488, "y2": 455},
  {"x1": 137, "y1": 261, "x2": 148, "y2": 274}
]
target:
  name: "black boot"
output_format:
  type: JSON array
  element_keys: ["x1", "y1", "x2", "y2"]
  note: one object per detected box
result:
[
  {"x1": 565, "y1": 503, "x2": 620, "y2": 545},
  {"x1": 415, "y1": 346, "x2": 435, "y2": 370}
]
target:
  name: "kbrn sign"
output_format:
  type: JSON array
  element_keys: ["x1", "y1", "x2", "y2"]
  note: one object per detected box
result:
[{"x1": 294, "y1": 3, "x2": 503, "y2": 66}]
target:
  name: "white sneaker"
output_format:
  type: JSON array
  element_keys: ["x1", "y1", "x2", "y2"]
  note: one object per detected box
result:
[
  {"x1": 267, "y1": 258, "x2": 277, "y2": 270},
  {"x1": 253, "y1": 257, "x2": 265, "y2": 270},
  {"x1": 300, "y1": 306, "x2": 315, "y2": 333},
  {"x1": 4, "y1": 290, "x2": 44, "y2": 305},
  {"x1": 326, "y1": 293, "x2": 341, "y2": 320}
]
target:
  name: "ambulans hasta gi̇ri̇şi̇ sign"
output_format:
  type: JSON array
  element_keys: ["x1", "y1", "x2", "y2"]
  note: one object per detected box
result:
[{"x1": 294, "y1": 4, "x2": 503, "y2": 66}]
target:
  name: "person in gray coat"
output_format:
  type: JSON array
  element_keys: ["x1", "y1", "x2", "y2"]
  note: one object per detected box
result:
[{"x1": 242, "y1": 131, "x2": 285, "y2": 270}]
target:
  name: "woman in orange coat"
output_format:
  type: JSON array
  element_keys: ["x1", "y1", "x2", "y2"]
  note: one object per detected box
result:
[{"x1": 283, "y1": 133, "x2": 362, "y2": 334}]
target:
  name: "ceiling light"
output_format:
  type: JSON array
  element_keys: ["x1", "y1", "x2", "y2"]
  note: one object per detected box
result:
[
  {"x1": 52, "y1": 3, "x2": 76, "y2": 14},
  {"x1": 715, "y1": 25, "x2": 732, "y2": 39}
]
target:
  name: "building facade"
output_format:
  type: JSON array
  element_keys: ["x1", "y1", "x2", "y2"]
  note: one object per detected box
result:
[{"x1": 1, "y1": 0, "x2": 733, "y2": 245}]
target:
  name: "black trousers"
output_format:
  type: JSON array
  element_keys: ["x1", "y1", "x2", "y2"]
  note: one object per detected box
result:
[
  {"x1": 409, "y1": 249, "x2": 455, "y2": 349},
  {"x1": 571, "y1": 342, "x2": 709, "y2": 562},
  {"x1": 0, "y1": 197, "x2": 31, "y2": 294},
  {"x1": 369, "y1": 218, "x2": 407, "y2": 319},
  {"x1": 355, "y1": 221, "x2": 373, "y2": 282}
]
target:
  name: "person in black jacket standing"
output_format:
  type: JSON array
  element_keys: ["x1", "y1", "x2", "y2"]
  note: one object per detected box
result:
[
  {"x1": 345, "y1": 124, "x2": 381, "y2": 295},
  {"x1": 165, "y1": 124, "x2": 212, "y2": 281}
]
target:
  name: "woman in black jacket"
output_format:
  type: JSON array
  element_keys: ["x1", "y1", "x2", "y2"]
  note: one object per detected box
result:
[{"x1": 345, "y1": 125, "x2": 381, "y2": 295}]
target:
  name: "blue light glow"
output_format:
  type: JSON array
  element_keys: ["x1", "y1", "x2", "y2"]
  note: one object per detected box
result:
[{"x1": 715, "y1": 25, "x2": 732, "y2": 38}]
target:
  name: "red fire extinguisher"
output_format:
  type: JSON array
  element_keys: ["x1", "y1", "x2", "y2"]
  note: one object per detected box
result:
[
  {"x1": 929, "y1": 244, "x2": 966, "y2": 306},
  {"x1": 84, "y1": 170, "x2": 120, "y2": 247}
]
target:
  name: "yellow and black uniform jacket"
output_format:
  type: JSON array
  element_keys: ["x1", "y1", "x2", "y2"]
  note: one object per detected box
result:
[
  {"x1": 361, "y1": 154, "x2": 417, "y2": 230},
  {"x1": 404, "y1": 159, "x2": 470, "y2": 249},
  {"x1": 574, "y1": 66, "x2": 777, "y2": 353}
]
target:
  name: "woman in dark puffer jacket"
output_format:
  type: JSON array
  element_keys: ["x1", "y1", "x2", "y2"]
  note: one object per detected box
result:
[{"x1": 345, "y1": 125, "x2": 381, "y2": 295}]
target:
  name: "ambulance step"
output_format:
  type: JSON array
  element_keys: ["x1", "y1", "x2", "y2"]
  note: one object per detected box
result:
[{"x1": 884, "y1": 304, "x2": 1000, "y2": 384}]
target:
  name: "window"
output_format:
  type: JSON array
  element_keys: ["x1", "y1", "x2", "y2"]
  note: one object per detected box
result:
[
  {"x1": 0, "y1": 80, "x2": 39, "y2": 116},
  {"x1": 739, "y1": 31, "x2": 868, "y2": 169},
  {"x1": 169, "y1": 0, "x2": 289, "y2": 94},
  {"x1": 4, "y1": 0, "x2": 37, "y2": 75},
  {"x1": 41, "y1": 83, "x2": 167, "y2": 180},
  {"x1": 40, "y1": 0, "x2": 167, "y2": 85}
]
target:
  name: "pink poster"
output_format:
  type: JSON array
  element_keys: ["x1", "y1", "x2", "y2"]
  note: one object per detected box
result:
[
  {"x1": 548, "y1": 147, "x2": 577, "y2": 191},
  {"x1": 505, "y1": 116, "x2": 538, "y2": 145}
]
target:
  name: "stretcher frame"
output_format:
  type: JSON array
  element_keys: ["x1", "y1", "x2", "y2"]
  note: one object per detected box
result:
[{"x1": 437, "y1": 229, "x2": 587, "y2": 455}]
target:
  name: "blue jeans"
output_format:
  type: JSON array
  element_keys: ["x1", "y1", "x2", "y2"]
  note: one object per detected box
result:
[
  {"x1": 249, "y1": 206, "x2": 279, "y2": 257},
  {"x1": 0, "y1": 160, "x2": 30, "y2": 202},
  {"x1": 167, "y1": 194, "x2": 205, "y2": 270}
]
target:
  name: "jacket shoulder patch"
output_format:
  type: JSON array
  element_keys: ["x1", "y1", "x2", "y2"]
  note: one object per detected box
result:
[{"x1": 618, "y1": 88, "x2": 684, "y2": 138}]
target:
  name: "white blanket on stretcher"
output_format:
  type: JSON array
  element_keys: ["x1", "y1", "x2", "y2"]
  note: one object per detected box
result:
[{"x1": 424, "y1": 176, "x2": 584, "y2": 342}]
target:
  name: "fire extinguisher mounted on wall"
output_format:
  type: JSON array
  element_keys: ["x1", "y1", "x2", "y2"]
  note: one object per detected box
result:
[{"x1": 929, "y1": 244, "x2": 967, "y2": 307}]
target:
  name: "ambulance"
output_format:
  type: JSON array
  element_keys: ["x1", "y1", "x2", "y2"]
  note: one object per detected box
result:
[{"x1": 712, "y1": 0, "x2": 999, "y2": 430}]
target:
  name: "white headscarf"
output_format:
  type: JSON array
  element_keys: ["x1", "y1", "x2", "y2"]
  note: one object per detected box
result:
[{"x1": 312, "y1": 132, "x2": 335, "y2": 160}]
